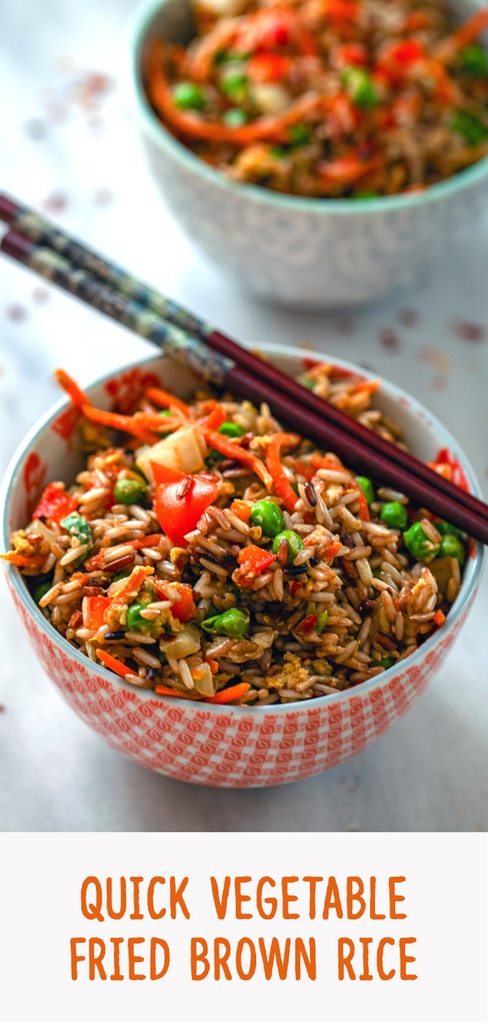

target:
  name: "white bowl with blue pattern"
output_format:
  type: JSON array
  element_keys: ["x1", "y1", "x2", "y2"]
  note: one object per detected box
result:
[{"x1": 120, "y1": 0, "x2": 488, "y2": 309}]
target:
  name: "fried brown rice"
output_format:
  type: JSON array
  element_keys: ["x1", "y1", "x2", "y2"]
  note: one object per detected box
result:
[{"x1": 3, "y1": 362, "x2": 468, "y2": 706}]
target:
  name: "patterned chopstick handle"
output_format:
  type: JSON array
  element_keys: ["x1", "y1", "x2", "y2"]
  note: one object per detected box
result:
[
  {"x1": 0, "y1": 195, "x2": 211, "y2": 340},
  {"x1": 0, "y1": 231, "x2": 231, "y2": 386}
]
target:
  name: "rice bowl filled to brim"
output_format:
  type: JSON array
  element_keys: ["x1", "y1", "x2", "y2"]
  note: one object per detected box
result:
[{"x1": 1, "y1": 347, "x2": 483, "y2": 785}]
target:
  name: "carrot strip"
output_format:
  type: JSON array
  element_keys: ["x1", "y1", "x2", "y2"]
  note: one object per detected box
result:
[
  {"x1": 96, "y1": 648, "x2": 132, "y2": 679},
  {"x1": 206, "y1": 682, "x2": 251, "y2": 704},
  {"x1": 265, "y1": 432, "x2": 301, "y2": 513},
  {"x1": 154, "y1": 683, "x2": 189, "y2": 697},
  {"x1": 452, "y1": 5, "x2": 488, "y2": 50},
  {"x1": 80, "y1": 404, "x2": 160, "y2": 445},
  {"x1": 109, "y1": 565, "x2": 153, "y2": 610},
  {"x1": 353, "y1": 485, "x2": 371, "y2": 522},
  {"x1": 145, "y1": 385, "x2": 190, "y2": 416},
  {"x1": 202, "y1": 403, "x2": 227, "y2": 430},
  {"x1": 230, "y1": 499, "x2": 251, "y2": 523},
  {"x1": 54, "y1": 368, "x2": 90, "y2": 408},
  {"x1": 145, "y1": 46, "x2": 324, "y2": 145},
  {"x1": 202, "y1": 427, "x2": 272, "y2": 488},
  {"x1": 129, "y1": 534, "x2": 164, "y2": 550},
  {"x1": 1, "y1": 552, "x2": 46, "y2": 568},
  {"x1": 433, "y1": 609, "x2": 446, "y2": 627}
]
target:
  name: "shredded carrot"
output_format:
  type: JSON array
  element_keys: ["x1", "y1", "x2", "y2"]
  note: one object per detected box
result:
[
  {"x1": 310, "y1": 454, "x2": 346, "y2": 472},
  {"x1": 202, "y1": 427, "x2": 272, "y2": 488},
  {"x1": 452, "y1": 5, "x2": 488, "y2": 51},
  {"x1": 206, "y1": 682, "x2": 251, "y2": 704},
  {"x1": 54, "y1": 368, "x2": 90, "y2": 408},
  {"x1": 96, "y1": 647, "x2": 132, "y2": 679},
  {"x1": 230, "y1": 499, "x2": 251, "y2": 523},
  {"x1": 145, "y1": 385, "x2": 190, "y2": 417},
  {"x1": 128, "y1": 534, "x2": 164, "y2": 550},
  {"x1": 1, "y1": 552, "x2": 46, "y2": 568},
  {"x1": 205, "y1": 657, "x2": 219, "y2": 674},
  {"x1": 80, "y1": 404, "x2": 160, "y2": 445},
  {"x1": 109, "y1": 565, "x2": 153, "y2": 610},
  {"x1": 265, "y1": 432, "x2": 301, "y2": 513},
  {"x1": 352, "y1": 484, "x2": 371, "y2": 522},
  {"x1": 433, "y1": 609, "x2": 446, "y2": 627},
  {"x1": 202, "y1": 403, "x2": 227, "y2": 430},
  {"x1": 145, "y1": 46, "x2": 325, "y2": 145},
  {"x1": 154, "y1": 683, "x2": 188, "y2": 697}
]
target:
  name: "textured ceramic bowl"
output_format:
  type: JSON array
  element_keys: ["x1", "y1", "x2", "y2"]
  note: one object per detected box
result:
[
  {"x1": 119, "y1": 0, "x2": 488, "y2": 309},
  {"x1": 1, "y1": 346, "x2": 484, "y2": 787}
]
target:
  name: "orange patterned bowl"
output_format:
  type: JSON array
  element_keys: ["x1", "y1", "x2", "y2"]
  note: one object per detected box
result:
[{"x1": 1, "y1": 345, "x2": 484, "y2": 787}]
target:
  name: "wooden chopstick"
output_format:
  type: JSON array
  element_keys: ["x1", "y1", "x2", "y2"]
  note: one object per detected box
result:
[
  {"x1": 1, "y1": 213, "x2": 487, "y2": 545},
  {"x1": 1, "y1": 193, "x2": 486, "y2": 527}
]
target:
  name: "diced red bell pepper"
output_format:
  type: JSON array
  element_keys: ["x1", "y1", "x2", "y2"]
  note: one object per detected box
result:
[
  {"x1": 84, "y1": 595, "x2": 110, "y2": 630},
  {"x1": 32, "y1": 482, "x2": 78, "y2": 524},
  {"x1": 237, "y1": 544, "x2": 276, "y2": 575},
  {"x1": 248, "y1": 53, "x2": 292, "y2": 83},
  {"x1": 169, "y1": 583, "x2": 197, "y2": 623}
]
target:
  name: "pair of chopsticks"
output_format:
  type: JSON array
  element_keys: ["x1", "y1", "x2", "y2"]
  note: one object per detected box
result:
[{"x1": 1, "y1": 192, "x2": 488, "y2": 544}]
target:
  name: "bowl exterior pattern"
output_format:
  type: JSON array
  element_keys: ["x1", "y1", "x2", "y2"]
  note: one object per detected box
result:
[
  {"x1": 141, "y1": 135, "x2": 488, "y2": 309},
  {"x1": 2, "y1": 350, "x2": 483, "y2": 787},
  {"x1": 9, "y1": 577, "x2": 470, "y2": 788}
]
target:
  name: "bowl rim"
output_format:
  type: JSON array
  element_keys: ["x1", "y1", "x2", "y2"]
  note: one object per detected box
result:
[
  {"x1": 119, "y1": 0, "x2": 488, "y2": 217},
  {"x1": 1, "y1": 343, "x2": 484, "y2": 716}
]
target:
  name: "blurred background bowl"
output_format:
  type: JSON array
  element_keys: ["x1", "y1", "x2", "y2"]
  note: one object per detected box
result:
[
  {"x1": 1, "y1": 345, "x2": 484, "y2": 787},
  {"x1": 119, "y1": 0, "x2": 488, "y2": 310}
]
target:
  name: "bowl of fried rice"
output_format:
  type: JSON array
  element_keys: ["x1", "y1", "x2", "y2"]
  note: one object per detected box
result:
[
  {"x1": 120, "y1": 0, "x2": 488, "y2": 307},
  {"x1": 1, "y1": 345, "x2": 483, "y2": 787}
]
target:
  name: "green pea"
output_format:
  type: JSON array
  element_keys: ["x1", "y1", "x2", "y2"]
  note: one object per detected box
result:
[
  {"x1": 355, "y1": 476, "x2": 375, "y2": 505},
  {"x1": 223, "y1": 107, "x2": 248, "y2": 127},
  {"x1": 460, "y1": 44, "x2": 488, "y2": 76},
  {"x1": 435, "y1": 520, "x2": 465, "y2": 541},
  {"x1": 218, "y1": 421, "x2": 246, "y2": 438},
  {"x1": 438, "y1": 534, "x2": 466, "y2": 565},
  {"x1": 201, "y1": 608, "x2": 249, "y2": 637},
  {"x1": 173, "y1": 82, "x2": 207, "y2": 111},
  {"x1": 250, "y1": 499, "x2": 284, "y2": 537},
  {"x1": 316, "y1": 610, "x2": 329, "y2": 634},
  {"x1": 272, "y1": 529, "x2": 304, "y2": 564},
  {"x1": 342, "y1": 67, "x2": 378, "y2": 109},
  {"x1": 450, "y1": 109, "x2": 488, "y2": 145},
  {"x1": 113, "y1": 478, "x2": 148, "y2": 505},
  {"x1": 220, "y1": 69, "x2": 248, "y2": 100},
  {"x1": 403, "y1": 521, "x2": 441, "y2": 561},
  {"x1": 126, "y1": 601, "x2": 152, "y2": 632},
  {"x1": 380, "y1": 501, "x2": 408, "y2": 529},
  {"x1": 33, "y1": 580, "x2": 53, "y2": 605}
]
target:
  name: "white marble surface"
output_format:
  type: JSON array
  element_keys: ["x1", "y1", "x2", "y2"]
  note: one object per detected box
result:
[{"x1": 1, "y1": 0, "x2": 488, "y2": 832}]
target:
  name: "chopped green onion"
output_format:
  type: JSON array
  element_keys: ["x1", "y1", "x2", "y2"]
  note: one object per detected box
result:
[
  {"x1": 460, "y1": 44, "x2": 488, "y2": 76},
  {"x1": 342, "y1": 67, "x2": 378, "y2": 109},
  {"x1": 289, "y1": 123, "x2": 312, "y2": 145},
  {"x1": 450, "y1": 109, "x2": 488, "y2": 145}
]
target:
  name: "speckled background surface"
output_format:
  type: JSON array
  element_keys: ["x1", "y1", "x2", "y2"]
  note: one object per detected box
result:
[{"x1": 1, "y1": 0, "x2": 488, "y2": 831}]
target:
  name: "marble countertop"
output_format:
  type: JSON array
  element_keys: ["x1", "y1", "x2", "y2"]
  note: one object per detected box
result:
[{"x1": 1, "y1": 0, "x2": 488, "y2": 832}]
